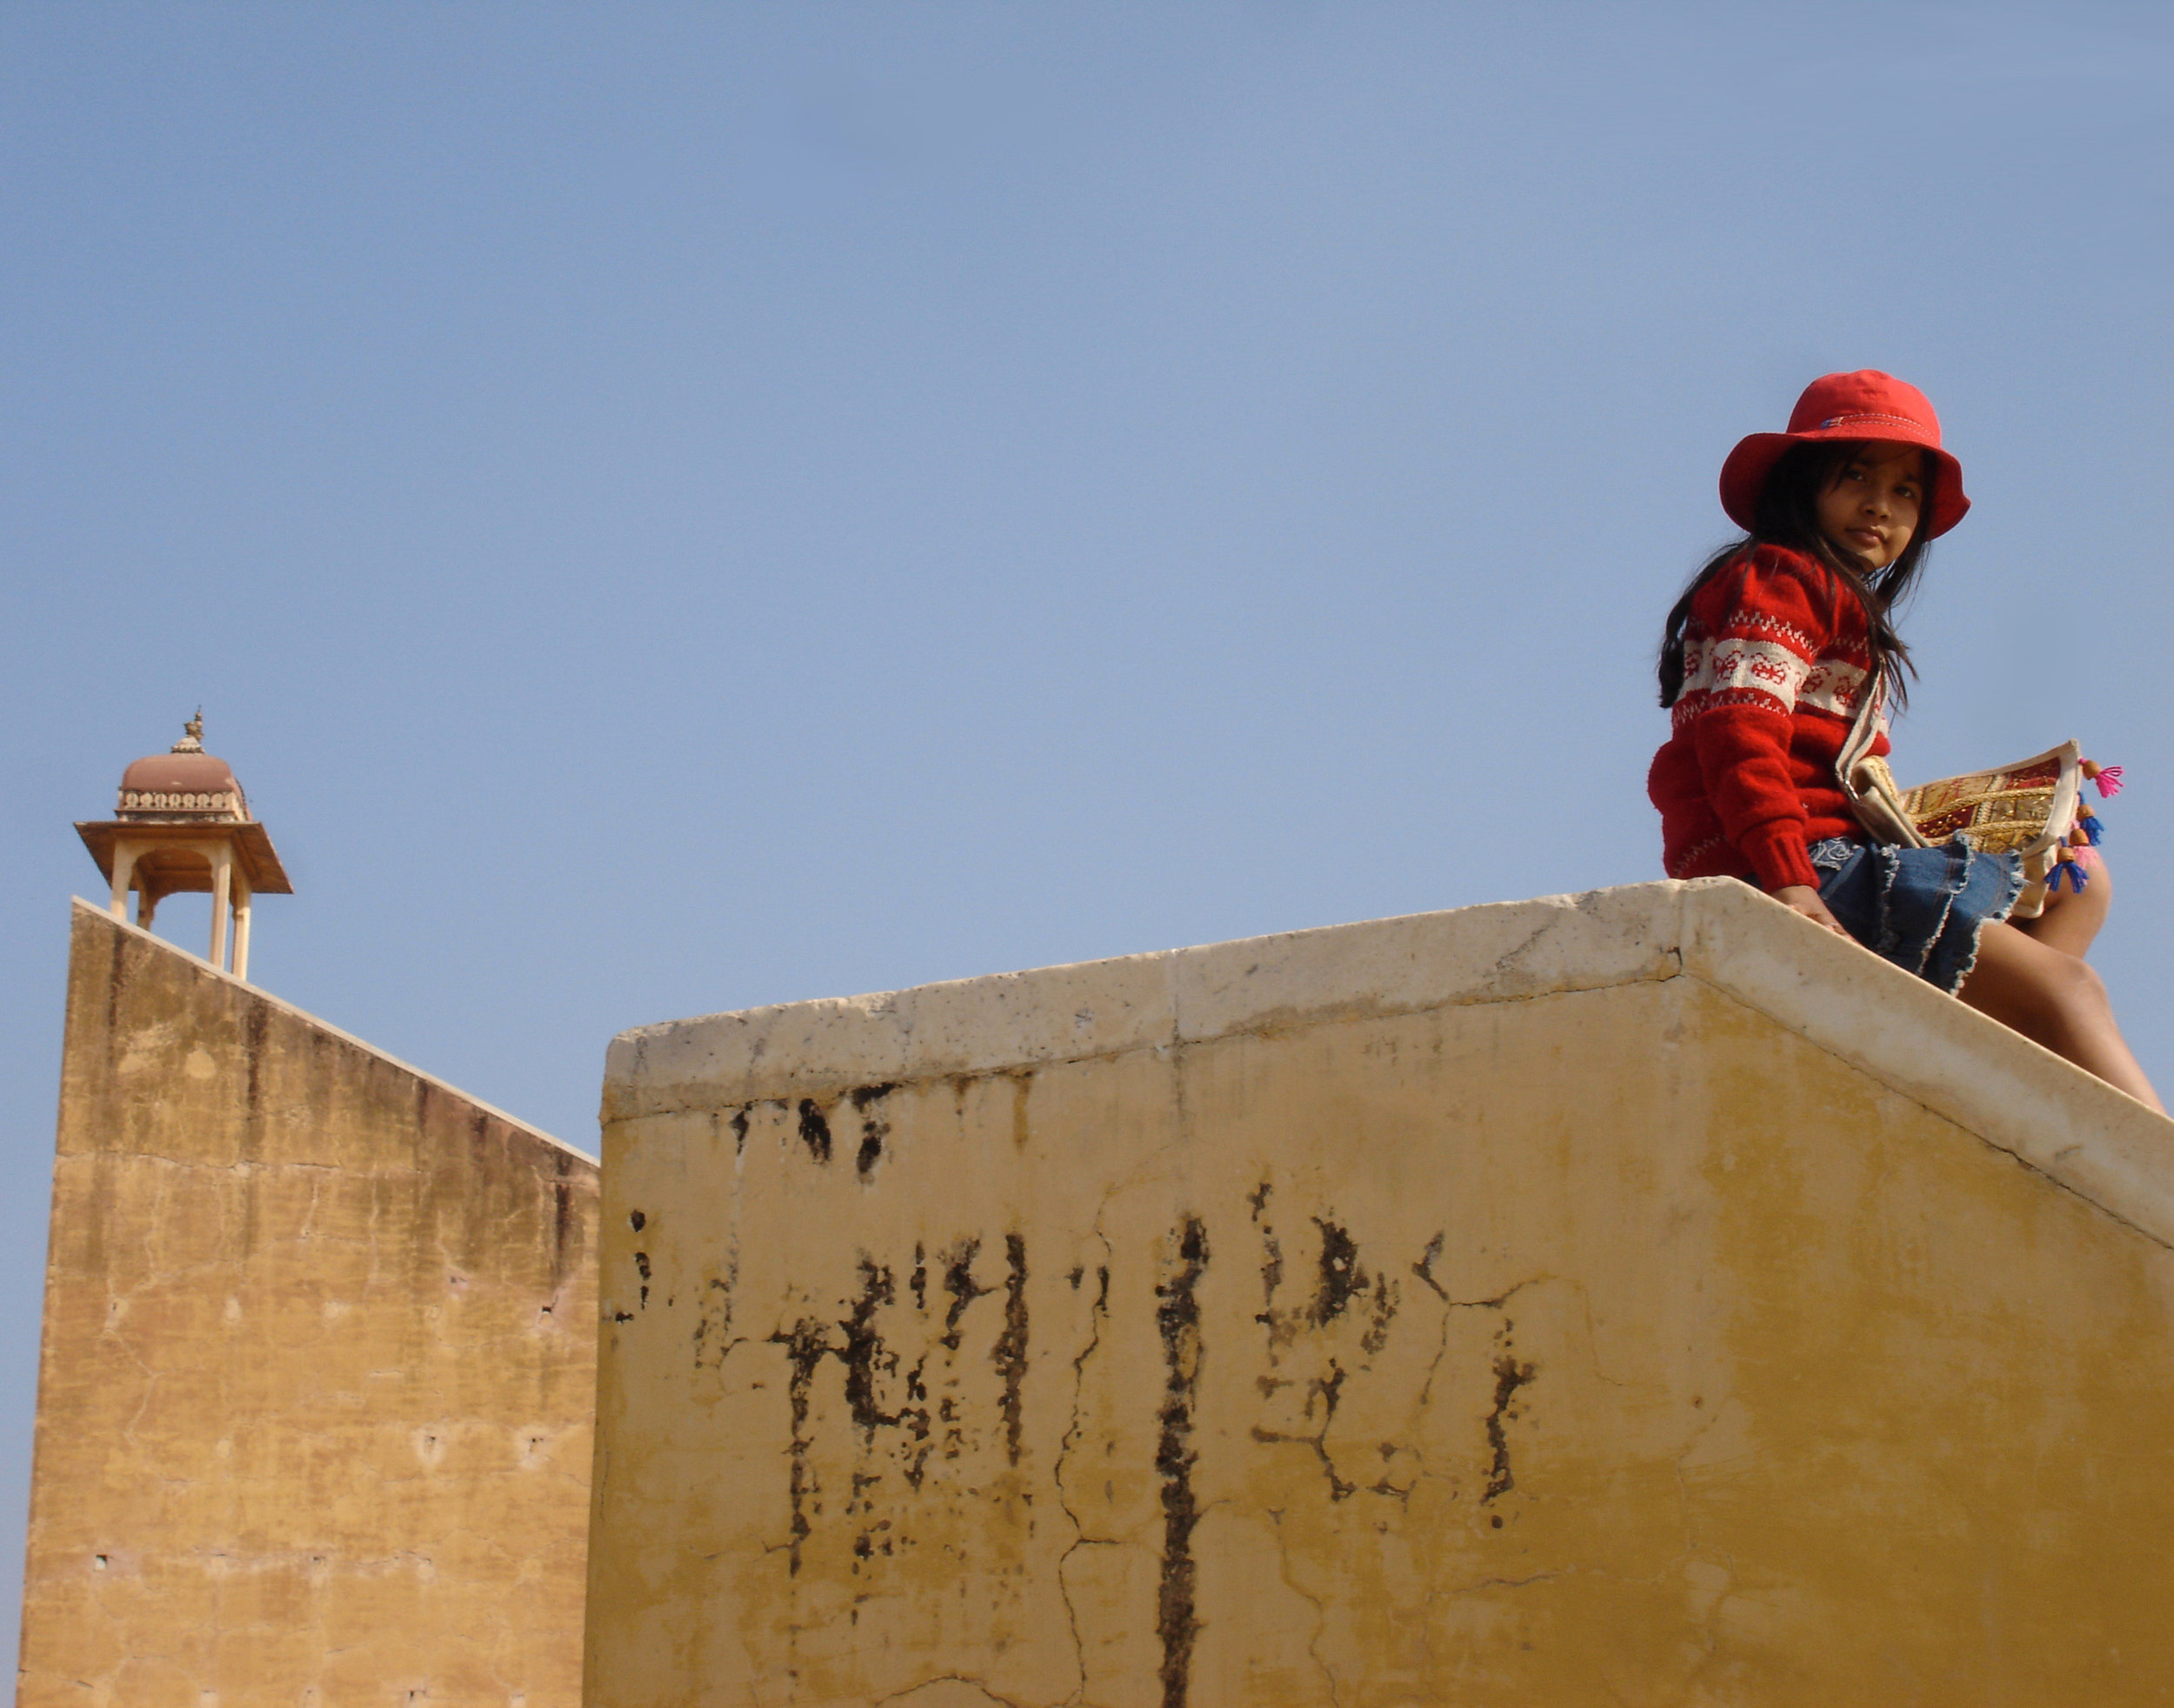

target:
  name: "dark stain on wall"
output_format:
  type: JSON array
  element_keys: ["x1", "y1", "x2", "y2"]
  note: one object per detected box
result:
[
  {"x1": 1247, "y1": 1209, "x2": 1417, "y2": 1503},
  {"x1": 750, "y1": 1228, "x2": 1044, "y2": 1582},
  {"x1": 691, "y1": 1271, "x2": 736, "y2": 1369},
  {"x1": 770, "y1": 1318, "x2": 830, "y2": 1575},
  {"x1": 993, "y1": 1233, "x2": 1029, "y2": 1466},
  {"x1": 1008, "y1": 1071, "x2": 1034, "y2": 1150},
  {"x1": 797, "y1": 1098, "x2": 832, "y2": 1164},
  {"x1": 842, "y1": 1258, "x2": 899, "y2": 1434},
  {"x1": 1310, "y1": 1218, "x2": 1364, "y2": 1325},
  {"x1": 1246, "y1": 1184, "x2": 1282, "y2": 1324},
  {"x1": 941, "y1": 1238, "x2": 991, "y2": 1352},
  {"x1": 1411, "y1": 1231, "x2": 1447, "y2": 1299},
  {"x1": 898, "y1": 1338, "x2": 935, "y2": 1494},
  {"x1": 1357, "y1": 1273, "x2": 1395, "y2": 1355},
  {"x1": 850, "y1": 1084, "x2": 895, "y2": 1179},
  {"x1": 1156, "y1": 1216, "x2": 1210, "y2": 1708},
  {"x1": 1482, "y1": 1343, "x2": 1537, "y2": 1505}
]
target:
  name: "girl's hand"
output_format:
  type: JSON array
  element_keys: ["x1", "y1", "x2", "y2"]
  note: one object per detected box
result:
[{"x1": 1771, "y1": 884, "x2": 1853, "y2": 940}]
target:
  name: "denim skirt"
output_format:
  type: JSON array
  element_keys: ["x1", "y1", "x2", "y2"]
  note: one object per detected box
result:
[{"x1": 1806, "y1": 836, "x2": 2025, "y2": 995}]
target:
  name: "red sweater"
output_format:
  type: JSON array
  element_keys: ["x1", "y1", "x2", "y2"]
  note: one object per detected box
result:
[{"x1": 1647, "y1": 544, "x2": 1885, "y2": 893}]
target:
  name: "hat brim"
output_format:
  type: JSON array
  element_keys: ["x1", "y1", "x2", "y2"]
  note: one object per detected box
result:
[{"x1": 1720, "y1": 426, "x2": 1969, "y2": 538}]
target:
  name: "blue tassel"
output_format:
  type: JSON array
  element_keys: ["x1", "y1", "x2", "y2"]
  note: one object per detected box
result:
[
  {"x1": 2049, "y1": 859, "x2": 2088, "y2": 895},
  {"x1": 2080, "y1": 814, "x2": 2105, "y2": 845}
]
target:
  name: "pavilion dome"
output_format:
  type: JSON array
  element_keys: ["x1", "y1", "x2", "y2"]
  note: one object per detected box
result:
[{"x1": 115, "y1": 715, "x2": 249, "y2": 821}]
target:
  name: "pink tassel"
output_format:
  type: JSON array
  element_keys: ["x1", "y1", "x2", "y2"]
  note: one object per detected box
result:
[{"x1": 2083, "y1": 758, "x2": 2124, "y2": 797}]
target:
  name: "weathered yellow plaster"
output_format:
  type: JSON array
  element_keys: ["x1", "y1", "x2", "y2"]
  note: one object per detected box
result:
[
  {"x1": 589, "y1": 878, "x2": 2174, "y2": 1705},
  {"x1": 19, "y1": 901, "x2": 599, "y2": 1706}
]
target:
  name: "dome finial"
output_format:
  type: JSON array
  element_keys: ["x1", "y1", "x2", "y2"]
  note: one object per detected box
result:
[{"x1": 172, "y1": 710, "x2": 203, "y2": 755}]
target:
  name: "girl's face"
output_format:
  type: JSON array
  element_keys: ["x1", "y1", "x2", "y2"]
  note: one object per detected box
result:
[{"x1": 1815, "y1": 444, "x2": 1926, "y2": 570}]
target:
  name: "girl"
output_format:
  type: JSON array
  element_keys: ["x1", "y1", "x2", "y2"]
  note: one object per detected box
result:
[{"x1": 1649, "y1": 370, "x2": 2163, "y2": 1113}]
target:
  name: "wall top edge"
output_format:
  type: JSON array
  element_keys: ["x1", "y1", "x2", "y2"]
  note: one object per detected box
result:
[
  {"x1": 600, "y1": 877, "x2": 2174, "y2": 1250},
  {"x1": 604, "y1": 879, "x2": 1704, "y2": 1113},
  {"x1": 70, "y1": 897, "x2": 597, "y2": 1169}
]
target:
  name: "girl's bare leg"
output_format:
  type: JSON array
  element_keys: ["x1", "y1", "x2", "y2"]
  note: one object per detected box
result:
[
  {"x1": 2011, "y1": 848, "x2": 2110, "y2": 958},
  {"x1": 1957, "y1": 913, "x2": 2164, "y2": 1113}
]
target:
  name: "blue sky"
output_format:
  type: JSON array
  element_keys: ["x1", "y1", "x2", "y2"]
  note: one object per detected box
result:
[{"x1": 3, "y1": 1, "x2": 2171, "y2": 1679}]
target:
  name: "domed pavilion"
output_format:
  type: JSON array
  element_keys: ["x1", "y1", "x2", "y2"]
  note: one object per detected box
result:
[{"x1": 75, "y1": 713, "x2": 292, "y2": 980}]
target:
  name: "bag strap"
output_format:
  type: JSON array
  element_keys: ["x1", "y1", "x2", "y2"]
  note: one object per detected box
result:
[
  {"x1": 1838, "y1": 670, "x2": 1883, "y2": 773},
  {"x1": 1834, "y1": 671, "x2": 1930, "y2": 848}
]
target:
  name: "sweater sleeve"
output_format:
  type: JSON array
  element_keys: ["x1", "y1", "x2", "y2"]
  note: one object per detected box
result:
[{"x1": 1677, "y1": 551, "x2": 1837, "y2": 892}]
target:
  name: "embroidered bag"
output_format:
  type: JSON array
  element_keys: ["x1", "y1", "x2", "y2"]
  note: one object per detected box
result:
[{"x1": 1835, "y1": 691, "x2": 2117, "y2": 920}]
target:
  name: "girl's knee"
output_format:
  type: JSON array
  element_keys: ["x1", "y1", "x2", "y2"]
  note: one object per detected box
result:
[
  {"x1": 1987, "y1": 937, "x2": 2107, "y2": 1029},
  {"x1": 2043, "y1": 952, "x2": 2112, "y2": 1024}
]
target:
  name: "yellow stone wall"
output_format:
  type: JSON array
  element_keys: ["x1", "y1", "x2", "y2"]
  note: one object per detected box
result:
[
  {"x1": 590, "y1": 878, "x2": 2174, "y2": 1706},
  {"x1": 19, "y1": 902, "x2": 599, "y2": 1706}
]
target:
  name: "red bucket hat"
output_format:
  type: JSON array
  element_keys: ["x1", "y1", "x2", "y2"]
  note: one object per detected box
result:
[{"x1": 1719, "y1": 370, "x2": 1970, "y2": 538}]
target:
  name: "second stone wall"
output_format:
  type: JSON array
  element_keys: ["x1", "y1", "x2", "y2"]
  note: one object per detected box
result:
[{"x1": 19, "y1": 902, "x2": 600, "y2": 1707}]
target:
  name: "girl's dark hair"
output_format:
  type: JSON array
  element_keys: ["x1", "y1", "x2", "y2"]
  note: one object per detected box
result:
[{"x1": 1656, "y1": 440, "x2": 1933, "y2": 711}]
